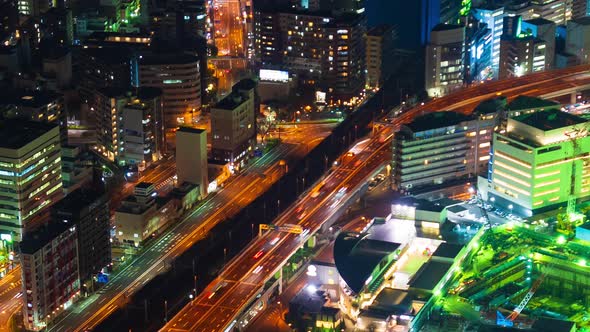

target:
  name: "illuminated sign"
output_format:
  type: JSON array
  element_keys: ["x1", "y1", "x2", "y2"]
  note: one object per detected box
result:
[
  {"x1": 0, "y1": 234, "x2": 12, "y2": 242},
  {"x1": 315, "y1": 91, "x2": 326, "y2": 104},
  {"x1": 259, "y1": 69, "x2": 289, "y2": 82},
  {"x1": 163, "y1": 79, "x2": 183, "y2": 84}
]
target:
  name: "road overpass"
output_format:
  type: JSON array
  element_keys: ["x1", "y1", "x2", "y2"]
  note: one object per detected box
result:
[{"x1": 161, "y1": 64, "x2": 590, "y2": 332}]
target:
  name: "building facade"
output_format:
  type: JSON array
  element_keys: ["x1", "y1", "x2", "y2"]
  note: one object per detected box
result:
[
  {"x1": 473, "y1": 6, "x2": 506, "y2": 79},
  {"x1": 138, "y1": 53, "x2": 201, "y2": 129},
  {"x1": 20, "y1": 221, "x2": 79, "y2": 331},
  {"x1": 392, "y1": 111, "x2": 497, "y2": 192},
  {"x1": 51, "y1": 188, "x2": 110, "y2": 291},
  {"x1": 488, "y1": 109, "x2": 590, "y2": 217},
  {"x1": 211, "y1": 79, "x2": 257, "y2": 169},
  {"x1": 566, "y1": 17, "x2": 590, "y2": 64},
  {"x1": 95, "y1": 87, "x2": 164, "y2": 167},
  {"x1": 425, "y1": 24, "x2": 465, "y2": 97},
  {"x1": 176, "y1": 127, "x2": 208, "y2": 197},
  {"x1": 0, "y1": 121, "x2": 62, "y2": 241}
]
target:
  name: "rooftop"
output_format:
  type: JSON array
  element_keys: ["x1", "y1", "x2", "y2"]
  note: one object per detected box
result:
[
  {"x1": 232, "y1": 78, "x2": 257, "y2": 92},
  {"x1": 393, "y1": 196, "x2": 446, "y2": 213},
  {"x1": 20, "y1": 219, "x2": 75, "y2": 254},
  {"x1": 214, "y1": 91, "x2": 248, "y2": 110},
  {"x1": 512, "y1": 109, "x2": 587, "y2": 131},
  {"x1": 0, "y1": 120, "x2": 59, "y2": 149},
  {"x1": 572, "y1": 16, "x2": 590, "y2": 25},
  {"x1": 431, "y1": 242, "x2": 464, "y2": 260},
  {"x1": 52, "y1": 188, "x2": 106, "y2": 217},
  {"x1": 367, "y1": 24, "x2": 393, "y2": 37},
  {"x1": 368, "y1": 288, "x2": 413, "y2": 315},
  {"x1": 334, "y1": 232, "x2": 401, "y2": 294},
  {"x1": 408, "y1": 260, "x2": 452, "y2": 291},
  {"x1": 432, "y1": 23, "x2": 463, "y2": 32},
  {"x1": 405, "y1": 111, "x2": 471, "y2": 133},
  {"x1": 507, "y1": 96, "x2": 559, "y2": 112},
  {"x1": 178, "y1": 126, "x2": 205, "y2": 134},
  {"x1": 524, "y1": 17, "x2": 554, "y2": 26},
  {"x1": 0, "y1": 89, "x2": 63, "y2": 108},
  {"x1": 531, "y1": 317, "x2": 575, "y2": 332},
  {"x1": 139, "y1": 53, "x2": 199, "y2": 66}
]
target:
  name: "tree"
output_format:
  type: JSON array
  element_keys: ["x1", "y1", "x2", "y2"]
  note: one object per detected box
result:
[{"x1": 257, "y1": 106, "x2": 277, "y2": 143}]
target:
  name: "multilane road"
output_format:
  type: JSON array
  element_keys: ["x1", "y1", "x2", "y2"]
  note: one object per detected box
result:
[{"x1": 161, "y1": 64, "x2": 590, "y2": 332}]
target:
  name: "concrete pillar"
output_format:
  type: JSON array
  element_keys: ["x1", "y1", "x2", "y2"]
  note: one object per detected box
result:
[
  {"x1": 571, "y1": 92, "x2": 578, "y2": 105},
  {"x1": 278, "y1": 268, "x2": 284, "y2": 294}
]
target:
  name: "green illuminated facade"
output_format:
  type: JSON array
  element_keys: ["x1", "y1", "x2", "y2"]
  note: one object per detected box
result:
[{"x1": 489, "y1": 109, "x2": 590, "y2": 217}]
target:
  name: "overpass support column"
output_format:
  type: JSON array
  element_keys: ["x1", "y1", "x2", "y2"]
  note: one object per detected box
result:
[
  {"x1": 571, "y1": 92, "x2": 578, "y2": 104},
  {"x1": 278, "y1": 267, "x2": 284, "y2": 294}
]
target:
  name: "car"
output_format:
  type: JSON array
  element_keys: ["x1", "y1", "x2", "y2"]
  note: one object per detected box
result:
[
  {"x1": 311, "y1": 190, "x2": 321, "y2": 198},
  {"x1": 376, "y1": 174, "x2": 386, "y2": 181},
  {"x1": 269, "y1": 236, "x2": 280, "y2": 246},
  {"x1": 252, "y1": 265, "x2": 263, "y2": 274},
  {"x1": 298, "y1": 211, "x2": 307, "y2": 220},
  {"x1": 253, "y1": 250, "x2": 264, "y2": 259}
]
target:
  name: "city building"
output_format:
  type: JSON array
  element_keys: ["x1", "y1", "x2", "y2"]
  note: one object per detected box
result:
[
  {"x1": 41, "y1": 47, "x2": 72, "y2": 90},
  {"x1": 0, "y1": 120, "x2": 62, "y2": 241},
  {"x1": 365, "y1": 0, "x2": 440, "y2": 50},
  {"x1": 121, "y1": 88, "x2": 165, "y2": 167},
  {"x1": 473, "y1": 5, "x2": 506, "y2": 79},
  {"x1": 60, "y1": 146, "x2": 93, "y2": 195},
  {"x1": 488, "y1": 109, "x2": 590, "y2": 217},
  {"x1": 573, "y1": 0, "x2": 590, "y2": 19},
  {"x1": 211, "y1": 79, "x2": 257, "y2": 170},
  {"x1": 0, "y1": 89, "x2": 67, "y2": 145},
  {"x1": 176, "y1": 127, "x2": 208, "y2": 197},
  {"x1": 138, "y1": 53, "x2": 201, "y2": 129},
  {"x1": 41, "y1": 8, "x2": 74, "y2": 46},
  {"x1": 114, "y1": 182, "x2": 176, "y2": 246},
  {"x1": 499, "y1": 16, "x2": 549, "y2": 79},
  {"x1": 465, "y1": 20, "x2": 493, "y2": 83},
  {"x1": 253, "y1": 8, "x2": 365, "y2": 103},
  {"x1": 366, "y1": 25, "x2": 395, "y2": 90},
  {"x1": 95, "y1": 87, "x2": 164, "y2": 167},
  {"x1": 521, "y1": 18, "x2": 556, "y2": 69},
  {"x1": 150, "y1": 1, "x2": 207, "y2": 42},
  {"x1": 20, "y1": 219, "x2": 79, "y2": 331},
  {"x1": 51, "y1": 188, "x2": 110, "y2": 292},
  {"x1": 392, "y1": 110, "x2": 498, "y2": 192},
  {"x1": 566, "y1": 16, "x2": 590, "y2": 64},
  {"x1": 499, "y1": 36, "x2": 548, "y2": 79},
  {"x1": 425, "y1": 24, "x2": 465, "y2": 98}
]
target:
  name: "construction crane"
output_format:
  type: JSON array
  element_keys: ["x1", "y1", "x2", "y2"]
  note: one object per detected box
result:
[
  {"x1": 471, "y1": 187, "x2": 492, "y2": 228},
  {"x1": 560, "y1": 125, "x2": 589, "y2": 233},
  {"x1": 497, "y1": 273, "x2": 546, "y2": 327}
]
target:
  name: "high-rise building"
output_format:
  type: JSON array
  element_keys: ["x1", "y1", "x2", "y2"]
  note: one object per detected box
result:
[
  {"x1": 473, "y1": 5, "x2": 506, "y2": 79},
  {"x1": 0, "y1": 89, "x2": 67, "y2": 145},
  {"x1": 176, "y1": 127, "x2": 208, "y2": 196},
  {"x1": 521, "y1": 18, "x2": 556, "y2": 69},
  {"x1": 253, "y1": 8, "x2": 365, "y2": 102},
  {"x1": 425, "y1": 24, "x2": 465, "y2": 97},
  {"x1": 20, "y1": 219, "x2": 79, "y2": 331},
  {"x1": 566, "y1": 17, "x2": 590, "y2": 64},
  {"x1": 95, "y1": 87, "x2": 165, "y2": 166},
  {"x1": 211, "y1": 79, "x2": 257, "y2": 169},
  {"x1": 465, "y1": 20, "x2": 493, "y2": 83},
  {"x1": 138, "y1": 53, "x2": 201, "y2": 129},
  {"x1": 365, "y1": 0, "x2": 440, "y2": 50},
  {"x1": 392, "y1": 110, "x2": 497, "y2": 192},
  {"x1": 499, "y1": 36, "x2": 548, "y2": 79},
  {"x1": 0, "y1": 120, "x2": 62, "y2": 241},
  {"x1": 572, "y1": 0, "x2": 590, "y2": 19},
  {"x1": 366, "y1": 25, "x2": 395, "y2": 89},
  {"x1": 51, "y1": 188, "x2": 110, "y2": 292},
  {"x1": 41, "y1": 8, "x2": 73, "y2": 46},
  {"x1": 488, "y1": 109, "x2": 590, "y2": 217},
  {"x1": 529, "y1": 0, "x2": 570, "y2": 25},
  {"x1": 121, "y1": 88, "x2": 165, "y2": 166}
]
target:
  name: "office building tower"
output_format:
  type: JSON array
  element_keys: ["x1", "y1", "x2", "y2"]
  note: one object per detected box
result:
[
  {"x1": 41, "y1": 47, "x2": 72, "y2": 90},
  {"x1": 573, "y1": 0, "x2": 590, "y2": 19},
  {"x1": 365, "y1": 0, "x2": 440, "y2": 50},
  {"x1": 17, "y1": 0, "x2": 52, "y2": 16},
  {"x1": 392, "y1": 110, "x2": 497, "y2": 192},
  {"x1": 77, "y1": 47, "x2": 135, "y2": 106},
  {"x1": 60, "y1": 146, "x2": 93, "y2": 195},
  {"x1": 121, "y1": 88, "x2": 165, "y2": 166},
  {"x1": 95, "y1": 87, "x2": 164, "y2": 166},
  {"x1": 473, "y1": 6, "x2": 506, "y2": 79},
  {"x1": 425, "y1": 24, "x2": 465, "y2": 97},
  {"x1": 176, "y1": 127, "x2": 208, "y2": 196},
  {"x1": 366, "y1": 25, "x2": 395, "y2": 89},
  {"x1": 0, "y1": 0, "x2": 18, "y2": 41},
  {"x1": 465, "y1": 20, "x2": 493, "y2": 83},
  {"x1": 211, "y1": 79, "x2": 257, "y2": 169},
  {"x1": 488, "y1": 109, "x2": 590, "y2": 217},
  {"x1": 51, "y1": 188, "x2": 110, "y2": 291},
  {"x1": 566, "y1": 17, "x2": 590, "y2": 64},
  {"x1": 253, "y1": 8, "x2": 282, "y2": 66},
  {"x1": 0, "y1": 89, "x2": 67, "y2": 145},
  {"x1": 0, "y1": 120, "x2": 62, "y2": 241},
  {"x1": 499, "y1": 18, "x2": 548, "y2": 80},
  {"x1": 522, "y1": 18, "x2": 556, "y2": 69},
  {"x1": 151, "y1": 1, "x2": 207, "y2": 42},
  {"x1": 20, "y1": 220, "x2": 79, "y2": 331},
  {"x1": 529, "y1": 0, "x2": 570, "y2": 25},
  {"x1": 41, "y1": 8, "x2": 73, "y2": 46},
  {"x1": 138, "y1": 53, "x2": 201, "y2": 129}
]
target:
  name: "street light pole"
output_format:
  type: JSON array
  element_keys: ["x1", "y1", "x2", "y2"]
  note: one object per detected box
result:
[{"x1": 164, "y1": 300, "x2": 168, "y2": 322}]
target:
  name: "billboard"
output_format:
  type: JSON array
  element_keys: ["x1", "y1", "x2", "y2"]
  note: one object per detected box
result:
[{"x1": 259, "y1": 69, "x2": 289, "y2": 82}]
